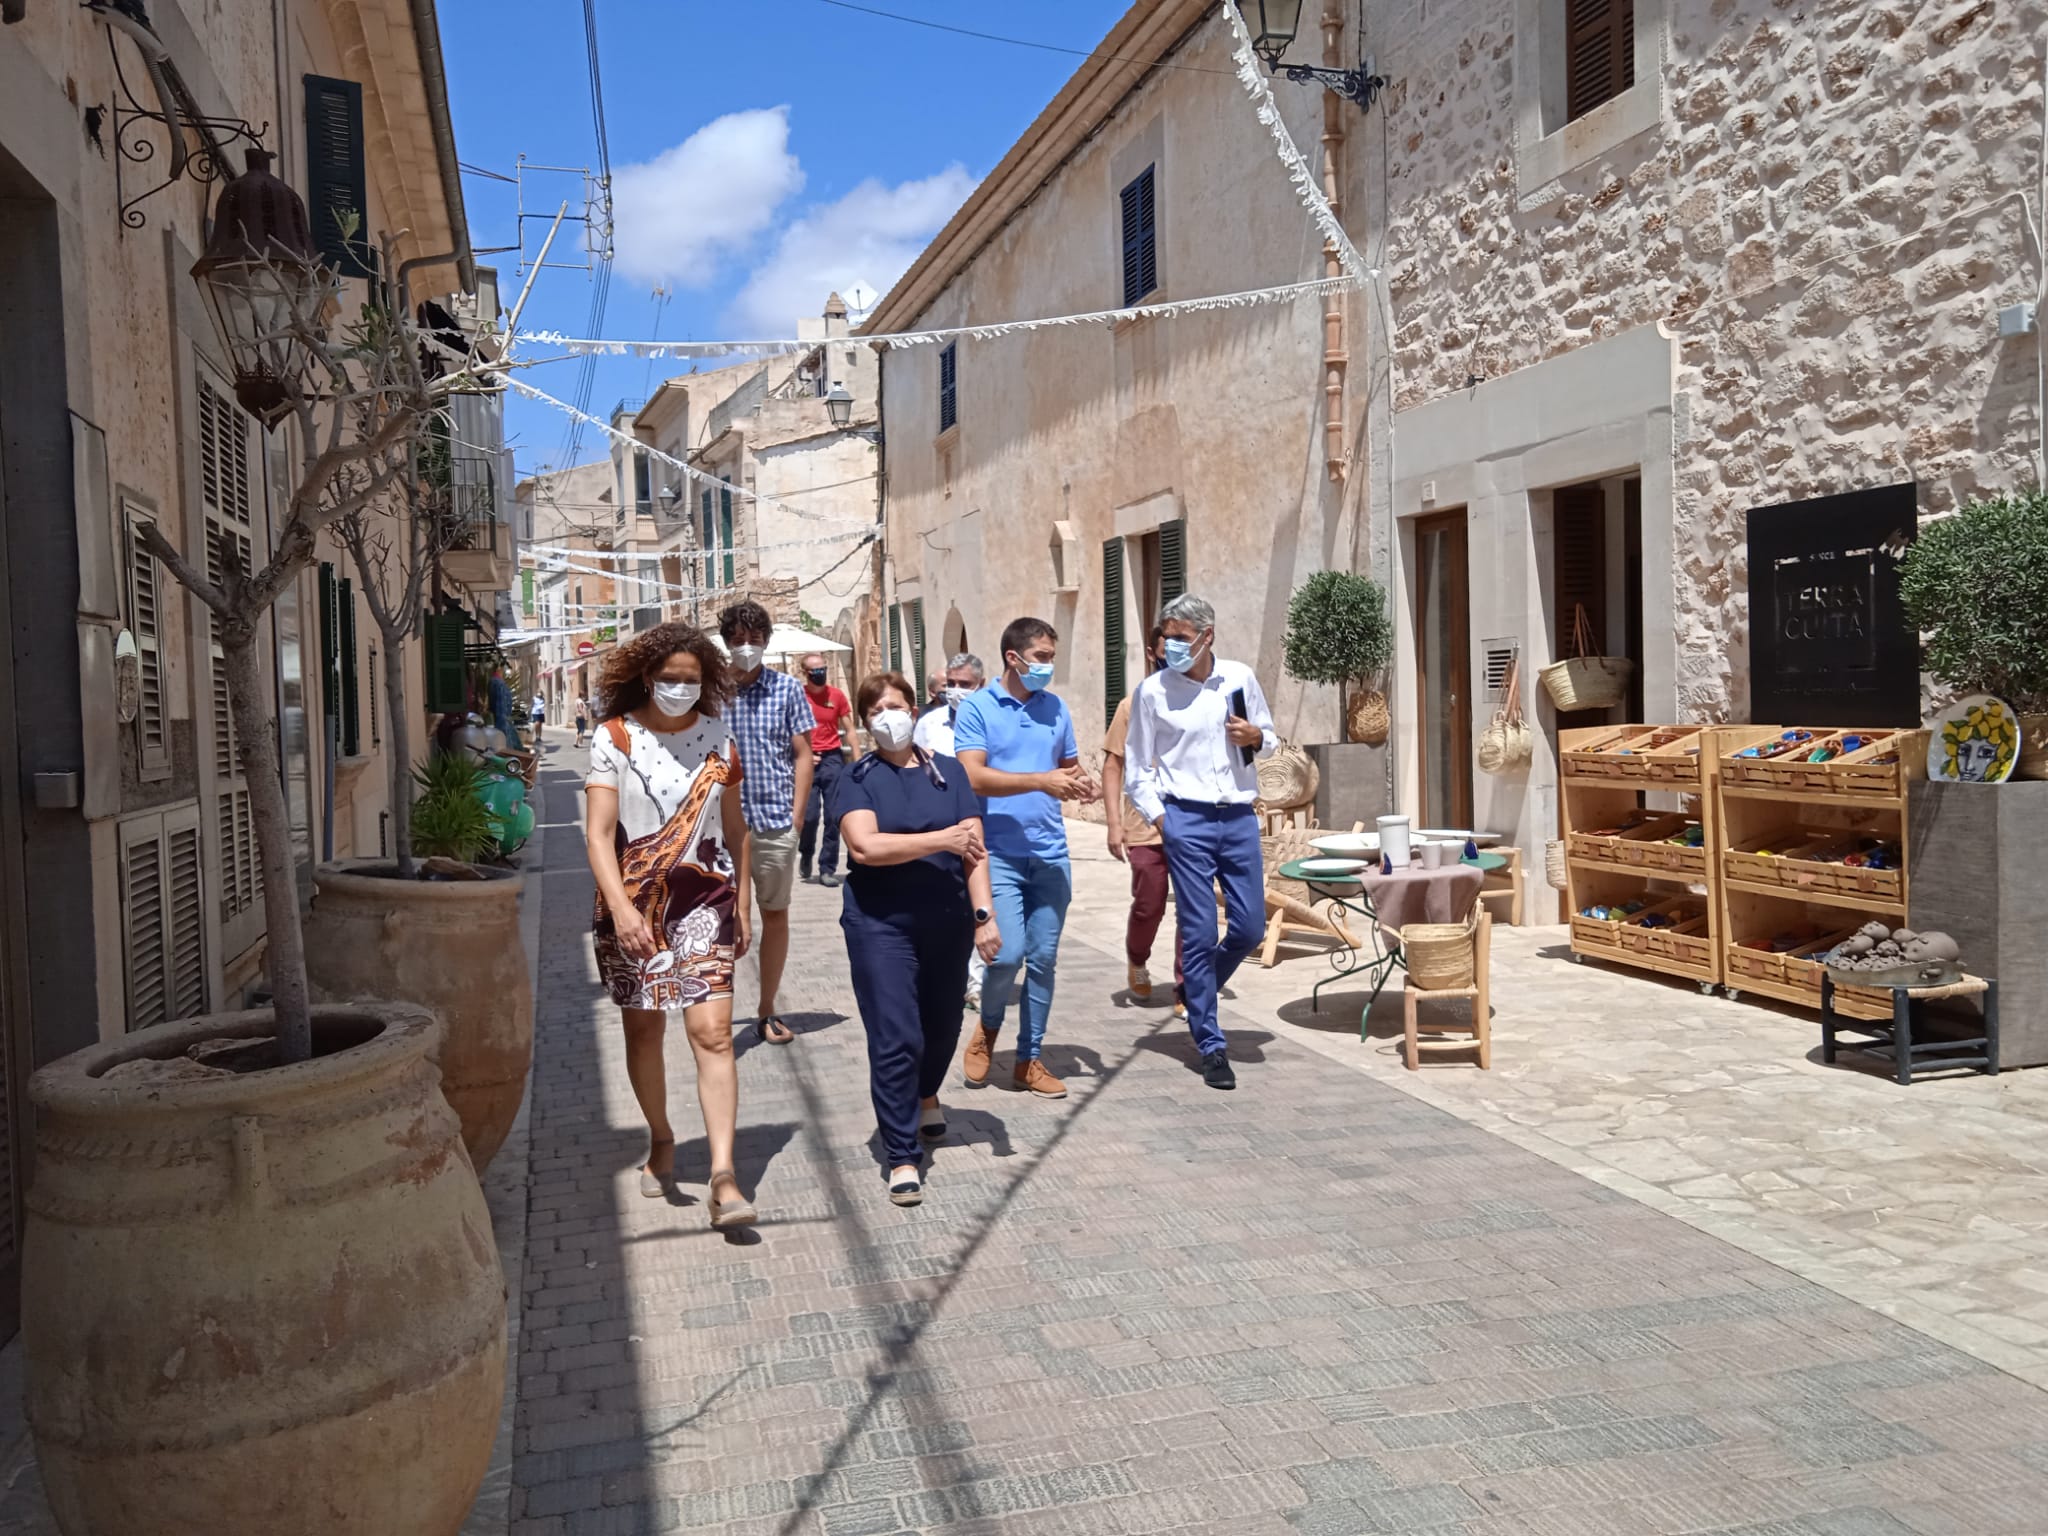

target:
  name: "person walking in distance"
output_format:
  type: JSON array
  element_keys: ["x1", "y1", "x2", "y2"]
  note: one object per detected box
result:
[
  {"x1": 574, "y1": 695, "x2": 591, "y2": 748},
  {"x1": 719, "y1": 601, "x2": 816, "y2": 1047},
  {"x1": 798, "y1": 652, "x2": 854, "y2": 887},
  {"x1": 584, "y1": 623, "x2": 757, "y2": 1227},
  {"x1": 952, "y1": 618, "x2": 1098, "y2": 1098},
  {"x1": 835, "y1": 672, "x2": 1002, "y2": 1206},
  {"x1": 914, "y1": 653, "x2": 991, "y2": 1010},
  {"x1": 1123, "y1": 594, "x2": 1276, "y2": 1091},
  {"x1": 1102, "y1": 625, "x2": 1184, "y2": 1019},
  {"x1": 920, "y1": 669, "x2": 949, "y2": 717}
]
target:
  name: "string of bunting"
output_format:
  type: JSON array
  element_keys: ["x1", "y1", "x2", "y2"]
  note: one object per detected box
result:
[
  {"x1": 506, "y1": 376, "x2": 872, "y2": 526},
  {"x1": 525, "y1": 525, "x2": 871, "y2": 566}
]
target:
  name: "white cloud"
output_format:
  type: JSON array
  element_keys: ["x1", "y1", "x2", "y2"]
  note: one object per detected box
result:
[
  {"x1": 726, "y1": 166, "x2": 978, "y2": 334},
  {"x1": 609, "y1": 108, "x2": 805, "y2": 286}
]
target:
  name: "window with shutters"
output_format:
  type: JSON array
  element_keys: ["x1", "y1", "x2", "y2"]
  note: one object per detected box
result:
[
  {"x1": 888, "y1": 603, "x2": 903, "y2": 674},
  {"x1": 719, "y1": 483, "x2": 735, "y2": 586},
  {"x1": 1564, "y1": 0, "x2": 1634, "y2": 122},
  {"x1": 423, "y1": 609, "x2": 468, "y2": 714},
  {"x1": 318, "y1": 564, "x2": 361, "y2": 758},
  {"x1": 121, "y1": 805, "x2": 208, "y2": 1030},
  {"x1": 198, "y1": 374, "x2": 263, "y2": 956},
  {"x1": 1102, "y1": 537, "x2": 1127, "y2": 728},
  {"x1": 1158, "y1": 518, "x2": 1187, "y2": 607},
  {"x1": 304, "y1": 75, "x2": 371, "y2": 278},
  {"x1": 1119, "y1": 165, "x2": 1159, "y2": 307},
  {"x1": 700, "y1": 489, "x2": 716, "y2": 589},
  {"x1": 908, "y1": 598, "x2": 926, "y2": 685},
  {"x1": 124, "y1": 498, "x2": 171, "y2": 781},
  {"x1": 937, "y1": 344, "x2": 958, "y2": 434}
]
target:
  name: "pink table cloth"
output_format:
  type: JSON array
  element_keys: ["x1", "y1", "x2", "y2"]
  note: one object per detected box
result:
[{"x1": 1360, "y1": 859, "x2": 1484, "y2": 943}]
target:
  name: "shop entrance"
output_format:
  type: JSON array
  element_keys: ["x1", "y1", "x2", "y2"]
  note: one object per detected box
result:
[
  {"x1": 1549, "y1": 474, "x2": 1644, "y2": 731},
  {"x1": 1414, "y1": 509, "x2": 1472, "y2": 828}
]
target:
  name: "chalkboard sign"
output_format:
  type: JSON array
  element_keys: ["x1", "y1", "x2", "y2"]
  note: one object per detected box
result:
[{"x1": 1747, "y1": 483, "x2": 1919, "y2": 727}]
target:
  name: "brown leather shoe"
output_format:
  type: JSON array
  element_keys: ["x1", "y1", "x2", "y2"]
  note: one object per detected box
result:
[
  {"x1": 962, "y1": 1026, "x2": 998, "y2": 1087},
  {"x1": 1013, "y1": 1058, "x2": 1067, "y2": 1099}
]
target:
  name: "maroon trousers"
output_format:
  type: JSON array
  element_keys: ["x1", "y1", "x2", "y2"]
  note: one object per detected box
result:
[{"x1": 1125, "y1": 843, "x2": 1185, "y2": 983}]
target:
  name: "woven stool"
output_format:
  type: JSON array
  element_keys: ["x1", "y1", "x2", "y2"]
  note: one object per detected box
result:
[
  {"x1": 1400, "y1": 911, "x2": 1492, "y2": 1070},
  {"x1": 1820, "y1": 973, "x2": 1999, "y2": 1084}
]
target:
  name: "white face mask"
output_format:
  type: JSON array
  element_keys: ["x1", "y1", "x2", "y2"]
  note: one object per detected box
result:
[
  {"x1": 869, "y1": 709, "x2": 915, "y2": 750},
  {"x1": 943, "y1": 685, "x2": 971, "y2": 709},
  {"x1": 730, "y1": 643, "x2": 765, "y2": 672},
  {"x1": 650, "y1": 680, "x2": 700, "y2": 717}
]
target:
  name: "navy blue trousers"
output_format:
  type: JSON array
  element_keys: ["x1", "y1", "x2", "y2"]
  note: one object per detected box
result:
[
  {"x1": 1160, "y1": 799, "x2": 1265, "y2": 1057},
  {"x1": 843, "y1": 901, "x2": 974, "y2": 1167}
]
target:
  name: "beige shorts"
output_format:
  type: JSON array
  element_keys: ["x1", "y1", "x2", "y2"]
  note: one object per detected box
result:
[{"x1": 749, "y1": 825, "x2": 800, "y2": 911}]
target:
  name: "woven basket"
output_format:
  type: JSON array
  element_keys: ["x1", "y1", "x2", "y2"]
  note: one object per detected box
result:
[
  {"x1": 1544, "y1": 838, "x2": 1568, "y2": 891},
  {"x1": 1540, "y1": 604, "x2": 1632, "y2": 712},
  {"x1": 2018, "y1": 713, "x2": 2048, "y2": 781},
  {"x1": 1477, "y1": 655, "x2": 1533, "y2": 773},
  {"x1": 1404, "y1": 914, "x2": 1477, "y2": 990},
  {"x1": 1255, "y1": 742, "x2": 1320, "y2": 811},
  {"x1": 1347, "y1": 689, "x2": 1390, "y2": 744}
]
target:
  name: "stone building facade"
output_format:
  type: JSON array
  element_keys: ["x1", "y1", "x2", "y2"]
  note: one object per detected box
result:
[
  {"x1": 0, "y1": 0, "x2": 481, "y2": 1339},
  {"x1": 873, "y1": 0, "x2": 2048, "y2": 868}
]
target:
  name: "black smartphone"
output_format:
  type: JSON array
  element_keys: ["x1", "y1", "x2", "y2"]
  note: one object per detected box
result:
[{"x1": 1230, "y1": 688, "x2": 1256, "y2": 766}]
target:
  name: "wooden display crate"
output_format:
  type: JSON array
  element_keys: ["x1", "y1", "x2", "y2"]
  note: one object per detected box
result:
[
  {"x1": 1568, "y1": 812, "x2": 1708, "y2": 878},
  {"x1": 1721, "y1": 728, "x2": 1908, "y2": 798},
  {"x1": 1560, "y1": 725, "x2": 1709, "y2": 786},
  {"x1": 1722, "y1": 830, "x2": 1905, "y2": 906}
]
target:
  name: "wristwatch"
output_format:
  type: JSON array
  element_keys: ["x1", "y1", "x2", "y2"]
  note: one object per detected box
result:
[{"x1": 973, "y1": 906, "x2": 993, "y2": 925}]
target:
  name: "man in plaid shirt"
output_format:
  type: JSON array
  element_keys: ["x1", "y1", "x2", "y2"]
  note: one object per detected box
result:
[{"x1": 719, "y1": 601, "x2": 815, "y2": 1046}]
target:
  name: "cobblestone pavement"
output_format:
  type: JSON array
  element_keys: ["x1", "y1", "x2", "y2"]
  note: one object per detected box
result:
[{"x1": 512, "y1": 752, "x2": 2048, "y2": 1536}]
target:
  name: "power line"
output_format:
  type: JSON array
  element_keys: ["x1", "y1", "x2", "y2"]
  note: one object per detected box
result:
[
  {"x1": 809, "y1": 0, "x2": 1238, "y2": 76},
  {"x1": 561, "y1": 0, "x2": 617, "y2": 466}
]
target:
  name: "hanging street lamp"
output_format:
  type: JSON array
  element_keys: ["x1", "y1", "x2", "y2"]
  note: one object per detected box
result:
[
  {"x1": 190, "y1": 147, "x2": 323, "y2": 427},
  {"x1": 824, "y1": 382, "x2": 855, "y2": 429},
  {"x1": 1235, "y1": 0, "x2": 1386, "y2": 113}
]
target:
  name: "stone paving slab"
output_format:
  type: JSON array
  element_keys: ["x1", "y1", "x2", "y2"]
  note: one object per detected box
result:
[
  {"x1": 1053, "y1": 840, "x2": 2048, "y2": 1392},
  {"x1": 509, "y1": 757, "x2": 2048, "y2": 1536}
]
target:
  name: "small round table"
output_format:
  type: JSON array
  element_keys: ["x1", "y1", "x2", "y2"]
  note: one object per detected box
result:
[{"x1": 1279, "y1": 853, "x2": 1504, "y2": 1028}]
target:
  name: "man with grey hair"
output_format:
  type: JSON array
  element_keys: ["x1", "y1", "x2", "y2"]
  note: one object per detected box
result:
[
  {"x1": 1123, "y1": 592, "x2": 1276, "y2": 1091},
  {"x1": 914, "y1": 651, "x2": 990, "y2": 1004}
]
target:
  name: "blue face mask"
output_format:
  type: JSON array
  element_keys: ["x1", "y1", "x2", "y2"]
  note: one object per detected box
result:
[
  {"x1": 1163, "y1": 635, "x2": 1207, "y2": 674},
  {"x1": 1015, "y1": 659, "x2": 1055, "y2": 692}
]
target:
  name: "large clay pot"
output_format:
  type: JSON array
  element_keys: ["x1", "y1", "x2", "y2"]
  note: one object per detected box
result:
[
  {"x1": 305, "y1": 860, "x2": 533, "y2": 1173},
  {"x1": 25, "y1": 1005, "x2": 506, "y2": 1535}
]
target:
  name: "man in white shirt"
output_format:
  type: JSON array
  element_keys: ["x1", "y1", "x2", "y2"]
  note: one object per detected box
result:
[
  {"x1": 911, "y1": 652, "x2": 984, "y2": 757},
  {"x1": 1123, "y1": 593, "x2": 1276, "y2": 1091},
  {"x1": 913, "y1": 652, "x2": 990, "y2": 1007}
]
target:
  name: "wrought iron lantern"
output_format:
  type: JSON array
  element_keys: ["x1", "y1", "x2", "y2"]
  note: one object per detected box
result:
[
  {"x1": 190, "y1": 148, "x2": 322, "y2": 426},
  {"x1": 1235, "y1": 0, "x2": 1386, "y2": 112},
  {"x1": 824, "y1": 383, "x2": 855, "y2": 429}
]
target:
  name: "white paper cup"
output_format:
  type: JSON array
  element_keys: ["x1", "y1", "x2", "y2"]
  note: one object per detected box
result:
[{"x1": 1418, "y1": 840, "x2": 1446, "y2": 869}]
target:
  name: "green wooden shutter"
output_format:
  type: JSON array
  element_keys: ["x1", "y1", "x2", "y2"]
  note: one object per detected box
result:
[
  {"x1": 888, "y1": 604, "x2": 903, "y2": 674},
  {"x1": 909, "y1": 598, "x2": 926, "y2": 684},
  {"x1": 1103, "y1": 537, "x2": 1126, "y2": 728},
  {"x1": 424, "y1": 610, "x2": 467, "y2": 714},
  {"x1": 338, "y1": 576, "x2": 360, "y2": 757},
  {"x1": 720, "y1": 484, "x2": 735, "y2": 585},
  {"x1": 304, "y1": 74, "x2": 370, "y2": 277},
  {"x1": 318, "y1": 562, "x2": 340, "y2": 734},
  {"x1": 1158, "y1": 518, "x2": 1187, "y2": 604}
]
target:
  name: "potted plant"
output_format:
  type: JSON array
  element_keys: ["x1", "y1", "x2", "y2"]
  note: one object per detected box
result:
[
  {"x1": 1282, "y1": 571, "x2": 1395, "y2": 827},
  {"x1": 24, "y1": 179, "x2": 504, "y2": 1536},
  {"x1": 1898, "y1": 490, "x2": 2048, "y2": 1066}
]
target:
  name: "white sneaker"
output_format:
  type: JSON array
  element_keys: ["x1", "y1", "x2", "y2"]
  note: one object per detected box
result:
[{"x1": 1127, "y1": 964, "x2": 1153, "y2": 999}]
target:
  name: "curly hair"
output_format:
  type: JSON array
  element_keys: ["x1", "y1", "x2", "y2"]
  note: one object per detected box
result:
[{"x1": 596, "y1": 622, "x2": 734, "y2": 722}]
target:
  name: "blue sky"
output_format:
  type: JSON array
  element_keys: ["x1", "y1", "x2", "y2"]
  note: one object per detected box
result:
[{"x1": 441, "y1": 0, "x2": 1126, "y2": 480}]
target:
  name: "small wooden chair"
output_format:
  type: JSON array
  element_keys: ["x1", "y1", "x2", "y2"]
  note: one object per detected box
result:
[{"x1": 1402, "y1": 910, "x2": 1492, "y2": 1069}]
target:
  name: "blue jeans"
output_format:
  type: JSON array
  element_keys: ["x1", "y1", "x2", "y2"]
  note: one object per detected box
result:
[
  {"x1": 1160, "y1": 800, "x2": 1264, "y2": 1057},
  {"x1": 979, "y1": 852, "x2": 1071, "y2": 1060}
]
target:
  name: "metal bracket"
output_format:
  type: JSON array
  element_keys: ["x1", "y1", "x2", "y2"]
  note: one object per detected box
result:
[{"x1": 92, "y1": 15, "x2": 269, "y2": 231}]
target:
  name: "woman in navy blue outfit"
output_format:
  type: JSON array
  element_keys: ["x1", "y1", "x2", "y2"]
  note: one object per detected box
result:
[{"x1": 834, "y1": 672, "x2": 1002, "y2": 1205}]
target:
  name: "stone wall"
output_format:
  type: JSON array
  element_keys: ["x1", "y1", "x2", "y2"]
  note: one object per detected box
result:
[{"x1": 1360, "y1": 0, "x2": 2048, "y2": 718}]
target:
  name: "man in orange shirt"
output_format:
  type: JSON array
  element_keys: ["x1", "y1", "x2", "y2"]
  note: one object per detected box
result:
[{"x1": 798, "y1": 652, "x2": 854, "y2": 887}]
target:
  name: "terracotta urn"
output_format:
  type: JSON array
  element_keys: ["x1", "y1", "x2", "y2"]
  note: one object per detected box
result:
[
  {"x1": 24, "y1": 1005, "x2": 506, "y2": 1535},
  {"x1": 305, "y1": 860, "x2": 533, "y2": 1172}
]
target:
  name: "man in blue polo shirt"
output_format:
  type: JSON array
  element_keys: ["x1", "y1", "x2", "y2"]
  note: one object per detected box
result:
[{"x1": 952, "y1": 616, "x2": 1097, "y2": 1098}]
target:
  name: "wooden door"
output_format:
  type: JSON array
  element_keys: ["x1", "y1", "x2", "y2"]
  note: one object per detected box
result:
[
  {"x1": 1552, "y1": 481, "x2": 1611, "y2": 733},
  {"x1": 1415, "y1": 511, "x2": 1473, "y2": 828}
]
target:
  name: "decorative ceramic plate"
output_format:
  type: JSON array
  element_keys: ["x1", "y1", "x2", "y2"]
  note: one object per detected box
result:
[
  {"x1": 1310, "y1": 833, "x2": 1379, "y2": 856},
  {"x1": 1416, "y1": 829, "x2": 1502, "y2": 846},
  {"x1": 1300, "y1": 858, "x2": 1369, "y2": 876},
  {"x1": 1926, "y1": 694, "x2": 2021, "y2": 783}
]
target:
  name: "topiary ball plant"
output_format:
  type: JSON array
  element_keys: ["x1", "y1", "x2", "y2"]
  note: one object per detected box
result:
[
  {"x1": 1283, "y1": 571, "x2": 1395, "y2": 743},
  {"x1": 1898, "y1": 491, "x2": 2048, "y2": 714}
]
